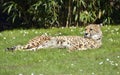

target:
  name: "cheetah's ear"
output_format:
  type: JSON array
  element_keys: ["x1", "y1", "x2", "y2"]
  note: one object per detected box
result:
[{"x1": 99, "y1": 23, "x2": 103, "y2": 27}]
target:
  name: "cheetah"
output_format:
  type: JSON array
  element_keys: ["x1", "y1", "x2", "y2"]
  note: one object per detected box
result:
[{"x1": 6, "y1": 24, "x2": 102, "y2": 52}]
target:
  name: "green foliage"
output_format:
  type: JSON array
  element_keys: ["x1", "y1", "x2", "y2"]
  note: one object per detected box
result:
[
  {"x1": 28, "y1": 0, "x2": 59, "y2": 27},
  {"x1": 2, "y1": 0, "x2": 62, "y2": 28},
  {"x1": 0, "y1": 25, "x2": 120, "y2": 74},
  {"x1": 1, "y1": 0, "x2": 120, "y2": 28},
  {"x1": 2, "y1": 1, "x2": 21, "y2": 23}
]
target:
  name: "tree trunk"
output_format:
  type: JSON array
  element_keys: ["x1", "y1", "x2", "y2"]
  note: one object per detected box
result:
[{"x1": 66, "y1": 0, "x2": 71, "y2": 27}]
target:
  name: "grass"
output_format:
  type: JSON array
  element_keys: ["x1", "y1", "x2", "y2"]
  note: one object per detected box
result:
[{"x1": 0, "y1": 25, "x2": 120, "y2": 75}]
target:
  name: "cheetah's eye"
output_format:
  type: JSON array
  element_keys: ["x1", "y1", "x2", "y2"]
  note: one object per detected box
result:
[{"x1": 90, "y1": 29, "x2": 93, "y2": 31}]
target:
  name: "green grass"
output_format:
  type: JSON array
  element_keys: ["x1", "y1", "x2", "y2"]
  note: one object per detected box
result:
[{"x1": 0, "y1": 25, "x2": 120, "y2": 75}]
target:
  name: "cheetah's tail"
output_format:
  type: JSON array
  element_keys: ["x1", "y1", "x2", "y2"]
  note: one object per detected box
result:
[{"x1": 5, "y1": 45, "x2": 24, "y2": 51}]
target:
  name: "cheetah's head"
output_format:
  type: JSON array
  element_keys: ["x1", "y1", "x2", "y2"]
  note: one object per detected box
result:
[{"x1": 84, "y1": 24, "x2": 102, "y2": 40}]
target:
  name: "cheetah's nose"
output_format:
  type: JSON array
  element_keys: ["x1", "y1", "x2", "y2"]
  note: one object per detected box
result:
[{"x1": 85, "y1": 33, "x2": 88, "y2": 35}]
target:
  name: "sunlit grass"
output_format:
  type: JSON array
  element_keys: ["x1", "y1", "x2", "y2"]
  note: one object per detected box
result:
[{"x1": 0, "y1": 25, "x2": 120, "y2": 75}]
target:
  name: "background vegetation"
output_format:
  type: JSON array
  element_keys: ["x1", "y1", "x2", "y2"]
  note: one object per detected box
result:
[{"x1": 0, "y1": 0, "x2": 120, "y2": 31}]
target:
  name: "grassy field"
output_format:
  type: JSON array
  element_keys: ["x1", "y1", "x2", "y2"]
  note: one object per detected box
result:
[{"x1": 0, "y1": 25, "x2": 120, "y2": 75}]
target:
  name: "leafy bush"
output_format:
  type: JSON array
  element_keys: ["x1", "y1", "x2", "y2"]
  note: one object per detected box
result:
[{"x1": 1, "y1": 0, "x2": 120, "y2": 28}]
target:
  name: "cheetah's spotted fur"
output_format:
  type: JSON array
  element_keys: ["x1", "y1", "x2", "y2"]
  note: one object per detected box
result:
[{"x1": 6, "y1": 24, "x2": 102, "y2": 52}]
